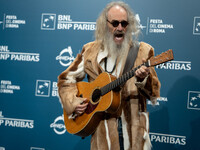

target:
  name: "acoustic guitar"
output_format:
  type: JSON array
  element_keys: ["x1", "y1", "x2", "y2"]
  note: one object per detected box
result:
[{"x1": 63, "y1": 49, "x2": 174, "y2": 137}]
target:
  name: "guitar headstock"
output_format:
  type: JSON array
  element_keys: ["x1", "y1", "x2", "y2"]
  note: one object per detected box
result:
[{"x1": 149, "y1": 49, "x2": 174, "y2": 67}]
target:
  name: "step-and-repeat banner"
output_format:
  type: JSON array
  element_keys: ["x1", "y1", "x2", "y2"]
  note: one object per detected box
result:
[{"x1": 0, "y1": 0, "x2": 200, "y2": 149}]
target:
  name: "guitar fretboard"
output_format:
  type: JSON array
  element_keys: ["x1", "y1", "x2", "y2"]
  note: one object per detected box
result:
[{"x1": 100, "y1": 61, "x2": 150, "y2": 96}]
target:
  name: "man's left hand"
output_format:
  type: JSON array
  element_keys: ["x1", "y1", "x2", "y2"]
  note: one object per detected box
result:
[{"x1": 135, "y1": 65, "x2": 150, "y2": 79}]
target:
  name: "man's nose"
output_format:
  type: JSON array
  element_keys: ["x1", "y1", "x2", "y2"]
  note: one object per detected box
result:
[{"x1": 116, "y1": 23, "x2": 123, "y2": 31}]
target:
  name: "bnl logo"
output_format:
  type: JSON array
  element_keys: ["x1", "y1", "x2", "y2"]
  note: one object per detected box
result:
[
  {"x1": 35, "y1": 80, "x2": 51, "y2": 97},
  {"x1": 193, "y1": 17, "x2": 200, "y2": 35},
  {"x1": 41, "y1": 13, "x2": 56, "y2": 30},
  {"x1": 187, "y1": 91, "x2": 200, "y2": 110}
]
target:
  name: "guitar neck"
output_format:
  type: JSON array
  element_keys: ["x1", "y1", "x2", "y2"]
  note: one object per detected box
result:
[
  {"x1": 100, "y1": 49, "x2": 174, "y2": 96},
  {"x1": 100, "y1": 61, "x2": 150, "y2": 96}
]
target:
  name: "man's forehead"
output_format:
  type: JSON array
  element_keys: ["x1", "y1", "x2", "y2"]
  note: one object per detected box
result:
[{"x1": 107, "y1": 5, "x2": 127, "y2": 20}]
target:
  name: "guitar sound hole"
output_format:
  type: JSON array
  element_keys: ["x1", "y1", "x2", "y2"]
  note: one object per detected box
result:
[{"x1": 92, "y1": 89, "x2": 101, "y2": 103}]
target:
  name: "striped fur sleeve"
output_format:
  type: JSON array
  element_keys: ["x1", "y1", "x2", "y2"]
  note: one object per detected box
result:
[{"x1": 57, "y1": 51, "x2": 86, "y2": 115}]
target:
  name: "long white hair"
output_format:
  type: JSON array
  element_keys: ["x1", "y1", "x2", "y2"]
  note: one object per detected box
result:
[{"x1": 95, "y1": 1, "x2": 140, "y2": 44}]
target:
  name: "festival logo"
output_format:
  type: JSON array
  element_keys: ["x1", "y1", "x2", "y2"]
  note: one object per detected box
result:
[
  {"x1": 35, "y1": 80, "x2": 51, "y2": 97},
  {"x1": 187, "y1": 91, "x2": 200, "y2": 110},
  {"x1": 50, "y1": 115, "x2": 66, "y2": 135},
  {"x1": 0, "y1": 80, "x2": 20, "y2": 94},
  {"x1": 41, "y1": 13, "x2": 56, "y2": 30},
  {"x1": 135, "y1": 14, "x2": 146, "y2": 30},
  {"x1": 146, "y1": 18, "x2": 174, "y2": 34},
  {"x1": 193, "y1": 16, "x2": 200, "y2": 35},
  {"x1": 136, "y1": 14, "x2": 174, "y2": 34},
  {"x1": 0, "y1": 14, "x2": 26, "y2": 29},
  {"x1": 56, "y1": 46, "x2": 75, "y2": 67}
]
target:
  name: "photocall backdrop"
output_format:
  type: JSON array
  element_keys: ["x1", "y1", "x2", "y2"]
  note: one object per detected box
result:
[{"x1": 0, "y1": 0, "x2": 200, "y2": 150}]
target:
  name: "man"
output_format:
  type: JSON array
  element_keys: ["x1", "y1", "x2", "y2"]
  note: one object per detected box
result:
[{"x1": 57, "y1": 1, "x2": 160, "y2": 150}]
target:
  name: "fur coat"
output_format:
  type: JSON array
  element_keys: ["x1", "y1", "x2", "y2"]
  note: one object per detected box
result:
[{"x1": 57, "y1": 40, "x2": 161, "y2": 150}]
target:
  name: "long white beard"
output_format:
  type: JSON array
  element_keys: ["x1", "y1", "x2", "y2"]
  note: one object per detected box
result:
[{"x1": 104, "y1": 31, "x2": 130, "y2": 61}]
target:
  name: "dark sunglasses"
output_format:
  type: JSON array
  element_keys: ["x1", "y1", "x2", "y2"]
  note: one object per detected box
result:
[{"x1": 107, "y1": 19, "x2": 129, "y2": 28}]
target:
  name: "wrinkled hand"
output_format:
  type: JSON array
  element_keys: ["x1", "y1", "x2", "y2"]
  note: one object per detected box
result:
[
  {"x1": 74, "y1": 98, "x2": 88, "y2": 115},
  {"x1": 135, "y1": 59, "x2": 150, "y2": 79}
]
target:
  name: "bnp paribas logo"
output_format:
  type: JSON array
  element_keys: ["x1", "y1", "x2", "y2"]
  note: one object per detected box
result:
[
  {"x1": 193, "y1": 16, "x2": 200, "y2": 35},
  {"x1": 41, "y1": 13, "x2": 56, "y2": 30},
  {"x1": 187, "y1": 91, "x2": 200, "y2": 110}
]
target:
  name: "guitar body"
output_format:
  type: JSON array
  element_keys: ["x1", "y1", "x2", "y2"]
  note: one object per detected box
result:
[{"x1": 63, "y1": 72, "x2": 121, "y2": 137}]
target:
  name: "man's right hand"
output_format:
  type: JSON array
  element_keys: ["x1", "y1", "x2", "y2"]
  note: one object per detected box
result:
[{"x1": 74, "y1": 99, "x2": 88, "y2": 115}]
